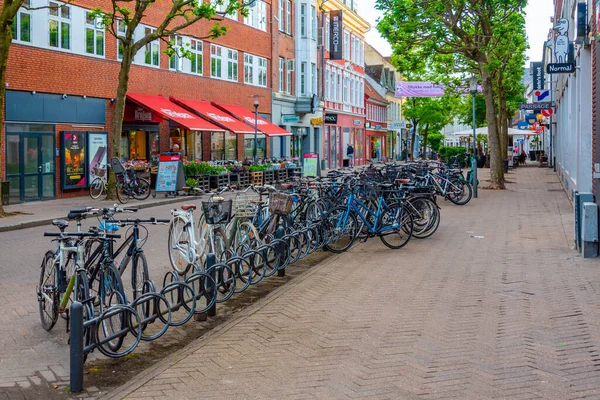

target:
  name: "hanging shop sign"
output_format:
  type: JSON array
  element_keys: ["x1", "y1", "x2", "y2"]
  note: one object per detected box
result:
[
  {"x1": 330, "y1": 10, "x2": 344, "y2": 60},
  {"x1": 324, "y1": 113, "x2": 338, "y2": 124},
  {"x1": 123, "y1": 103, "x2": 162, "y2": 123},
  {"x1": 61, "y1": 131, "x2": 87, "y2": 189},
  {"x1": 282, "y1": 114, "x2": 300, "y2": 123},
  {"x1": 521, "y1": 102, "x2": 555, "y2": 110},
  {"x1": 531, "y1": 62, "x2": 545, "y2": 90},
  {"x1": 547, "y1": 18, "x2": 576, "y2": 74},
  {"x1": 390, "y1": 120, "x2": 407, "y2": 130},
  {"x1": 87, "y1": 132, "x2": 108, "y2": 183}
]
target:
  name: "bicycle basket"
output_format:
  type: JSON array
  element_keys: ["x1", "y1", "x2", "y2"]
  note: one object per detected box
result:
[
  {"x1": 233, "y1": 194, "x2": 257, "y2": 218},
  {"x1": 202, "y1": 200, "x2": 233, "y2": 224},
  {"x1": 94, "y1": 167, "x2": 107, "y2": 178},
  {"x1": 269, "y1": 193, "x2": 293, "y2": 215}
]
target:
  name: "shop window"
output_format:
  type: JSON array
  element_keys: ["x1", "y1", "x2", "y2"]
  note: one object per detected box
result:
[
  {"x1": 211, "y1": 131, "x2": 225, "y2": 160},
  {"x1": 49, "y1": 1, "x2": 70, "y2": 49},
  {"x1": 144, "y1": 27, "x2": 160, "y2": 66},
  {"x1": 244, "y1": 135, "x2": 266, "y2": 160},
  {"x1": 12, "y1": 0, "x2": 31, "y2": 43},
  {"x1": 170, "y1": 128, "x2": 186, "y2": 157},
  {"x1": 225, "y1": 131, "x2": 237, "y2": 160},
  {"x1": 186, "y1": 132, "x2": 202, "y2": 161},
  {"x1": 85, "y1": 11, "x2": 104, "y2": 56}
]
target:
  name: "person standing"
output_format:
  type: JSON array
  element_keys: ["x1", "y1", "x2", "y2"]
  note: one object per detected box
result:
[{"x1": 346, "y1": 143, "x2": 355, "y2": 168}]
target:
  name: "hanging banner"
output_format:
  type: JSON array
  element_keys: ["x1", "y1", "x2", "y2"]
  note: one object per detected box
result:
[
  {"x1": 87, "y1": 132, "x2": 108, "y2": 183},
  {"x1": 395, "y1": 82, "x2": 482, "y2": 97},
  {"x1": 61, "y1": 131, "x2": 87, "y2": 189},
  {"x1": 330, "y1": 10, "x2": 343, "y2": 60},
  {"x1": 531, "y1": 62, "x2": 545, "y2": 90}
]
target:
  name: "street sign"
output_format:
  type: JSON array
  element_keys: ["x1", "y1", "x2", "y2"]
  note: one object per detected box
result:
[
  {"x1": 534, "y1": 90, "x2": 550, "y2": 101},
  {"x1": 541, "y1": 108, "x2": 554, "y2": 117},
  {"x1": 521, "y1": 102, "x2": 555, "y2": 110}
]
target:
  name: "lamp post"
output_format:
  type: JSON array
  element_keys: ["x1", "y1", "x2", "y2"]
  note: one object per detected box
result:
[
  {"x1": 468, "y1": 75, "x2": 478, "y2": 198},
  {"x1": 253, "y1": 95, "x2": 259, "y2": 164}
]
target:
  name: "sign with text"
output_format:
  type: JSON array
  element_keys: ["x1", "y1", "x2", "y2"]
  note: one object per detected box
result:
[
  {"x1": 282, "y1": 114, "x2": 299, "y2": 123},
  {"x1": 61, "y1": 131, "x2": 87, "y2": 189},
  {"x1": 329, "y1": 10, "x2": 343, "y2": 60},
  {"x1": 87, "y1": 132, "x2": 108, "y2": 183},
  {"x1": 390, "y1": 120, "x2": 407, "y2": 130},
  {"x1": 303, "y1": 153, "x2": 319, "y2": 177},
  {"x1": 123, "y1": 103, "x2": 162, "y2": 123},
  {"x1": 547, "y1": 62, "x2": 576, "y2": 74},
  {"x1": 521, "y1": 102, "x2": 555, "y2": 110},
  {"x1": 324, "y1": 113, "x2": 338, "y2": 124},
  {"x1": 155, "y1": 157, "x2": 185, "y2": 192},
  {"x1": 395, "y1": 81, "x2": 482, "y2": 97},
  {"x1": 531, "y1": 62, "x2": 545, "y2": 90}
]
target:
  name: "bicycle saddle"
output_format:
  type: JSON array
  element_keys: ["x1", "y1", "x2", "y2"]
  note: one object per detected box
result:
[
  {"x1": 181, "y1": 204, "x2": 197, "y2": 211},
  {"x1": 280, "y1": 183, "x2": 293, "y2": 190},
  {"x1": 395, "y1": 178, "x2": 411, "y2": 184},
  {"x1": 255, "y1": 185, "x2": 276, "y2": 193},
  {"x1": 52, "y1": 219, "x2": 69, "y2": 229}
]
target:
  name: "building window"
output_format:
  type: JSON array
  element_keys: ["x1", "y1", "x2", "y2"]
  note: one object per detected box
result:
[
  {"x1": 211, "y1": 44, "x2": 223, "y2": 78},
  {"x1": 169, "y1": 36, "x2": 183, "y2": 70},
  {"x1": 344, "y1": 77, "x2": 349, "y2": 103},
  {"x1": 258, "y1": 56, "x2": 267, "y2": 87},
  {"x1": 330, "y1": 70, "x2": 335, "y2": 101},
  {"x1": 117, "y1": 20, "x2": 126, "y2": 60},
  {"x1": 325, "y1": 18, "x2": 330, "y2": 52},
  {"x1": 287, "y1": 59, "x2": 294, "y2": 94},
  {"x1": 190, "y1": 39, "x2": 203, "y2": 74},
  {"x1": 227, "y1": 48, "x2": 238, "y2": 81},
  {"x1": 349, "y1": 78, "x2": 354, "y2": 105},
  {"x1": 337, "y1": 73, "x2": 342, "y2": 102},
  {"x1": 300, "y1": 4, "x2": 307, "y2": 37},
  {"x1": 244, "y1": 53, "x2": 254, "y2": 84},
  {"x1": 279, "y1": 57, "x2": 285, "y2": 92},
  {"x1": 286, "y1": 0, "x2": 292, "y2": 34},
  {"x1": 311, "y1": 5, "x2": 316, "y2": 40},
  {"x1": 343, "y1": 31, "x2": 349, "y2": 60},
  {"x1": 144, "y1": 27, "x2": 159, "y2": 66},
  {"x1": 325, "y1": 70, "x2": 330, "y2": 100},
  {"x1": 12, "y1": 0, "x2": 31, "y2": 43},
  {"x1": 311, "y1": 62, "x2": 317, "y2": 96},
  {"x1": 300, "y1": 62, "x2": 307, "y2": 96},
  {"x1": 213, "y1": 0, "x2": 237, "y2": 20},
  {"x1": 49, "y1": 1, "x2": 70, "y2": 49},
  {"x1": 244, "y1": 0, "x2": 267, "y2": 31},
  {"x1": 278, "y1": 0, "x2": 284, "y2": 31}
]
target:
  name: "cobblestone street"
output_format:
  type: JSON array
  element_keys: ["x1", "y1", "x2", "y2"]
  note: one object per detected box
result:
[{"x1": 97, "y1": 166, "x2": 600, "y2": 400}]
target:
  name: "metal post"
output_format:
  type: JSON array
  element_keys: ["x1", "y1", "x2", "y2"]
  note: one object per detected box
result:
[
  {"x1": 70, "y1": 301, "x2": 84, "y2": 393},
  {"x1": 207, "y1": 253, "x2": 217, "y2": 317},
  {"x1": 471, "y1": 92, "x2": 478, "y2": 198},
  {"x1": 254, "y1": 105, "x2": 258, "y2": 164},
  {"x1": 276, "y1": 226, "x2": 286, "y2": 277}
]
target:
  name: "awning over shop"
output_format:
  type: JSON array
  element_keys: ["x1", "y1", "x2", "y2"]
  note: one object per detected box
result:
[
  {"x1": 126, "y1": 93, "x2": 224, "y2": 132},
  {"x1": 366, "y1": 129, "x2": 387, "y2": 136},
  {"x1": 212, "y1": 102, "x2": 292, "y2": 137},
  {"x1": 171, "y1": 98, "x2": 255, "y2": 134}
]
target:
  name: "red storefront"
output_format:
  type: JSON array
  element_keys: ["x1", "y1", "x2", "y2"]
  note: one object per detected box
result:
[
  {"x1": 365, "y1": 82, "x2": 389, "y2": 162},
  {"x1": 323, "y1": 112, "x2": 366, "y2": 169}
]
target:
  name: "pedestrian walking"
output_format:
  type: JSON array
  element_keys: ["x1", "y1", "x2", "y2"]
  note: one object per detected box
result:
[{"x1": 346, "y1": 144, "x2": 355, "y2": 167}]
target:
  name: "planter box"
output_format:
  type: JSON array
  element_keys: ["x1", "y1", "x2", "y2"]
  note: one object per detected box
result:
[
  {"x1": 263, "y1": 170, "x2": 275, "y2": 185},
  {"x1": 190, "y1": 175, "x2": 210, "y2": 192},
  {"x1": 209, "y1": 174, "x2": 230, "y2": 190},
  {"x1": 276, "y1": 169, "x2": 287, "y2": 183},
  {"x1": 237, "y1": 172, "x2": 250, "y2": 187},
  {"x1": 287, "y1": 168, "x2": 302, "y2": 180},
  {"x1": 250, "y1": 171, "x2": 264, "y2": 186}
]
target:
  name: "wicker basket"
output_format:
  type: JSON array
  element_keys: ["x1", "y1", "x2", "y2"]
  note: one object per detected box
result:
[
  {"x1": 233, "y1": 193, "x2": 257, "y2": 218},
  {"x1": 201, "y1": 200, "x2": 232, "y2": 224},
  {"x1": 269, "y1": 193, "x2": 293, "y2": 215}
]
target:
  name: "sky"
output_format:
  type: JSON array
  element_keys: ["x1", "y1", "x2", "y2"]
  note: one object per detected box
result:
[{"x1": 360, "y1": 0, "x2": 554, "y2": 65}]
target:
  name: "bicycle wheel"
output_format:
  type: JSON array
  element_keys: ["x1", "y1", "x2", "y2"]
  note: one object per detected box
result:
[
  {"x1": 236, "y1": 221, "x2": 261, "y2": 250},
  {"x1": 116, "y1": 180, "x2": 129, "y2": 204},
  {"x1": 132, "y1": 178, "x2": 151, "y2": 201},
  {"x1": 99, "y1": 263, "x2": 127, "y2": 352},
  {"x1": 213, "y1": 227, "x2": 230, "y2": 263},
  {"x1": 379, "y1": 204, "x2": 413, "y2": 249},
  {"x1": 410, "y1": 198, "x2": 440, "y2": 239},
  {"x1": 89, "y1": 177, "x2": 105, "y2": 199},
  {"x1": 168, "y1": 217, "x2": 193, "y2": 276},
  {"x1": 447, "y1": 179, "x2": 472, "y2": 205},
  {"x1": 304, "y1": 201, "x2": 325, "y2": 223},
  {"x1": 131, "y1": 252, "x2": 150, "y2": 300},
  {"x1": 38, "y1": 251, "x2": 59, "y2": 331},
  {"x1": 324, "y1": 207, "x2": 358, "y2": 253}
]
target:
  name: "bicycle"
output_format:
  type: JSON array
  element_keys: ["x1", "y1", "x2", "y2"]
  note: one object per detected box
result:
[
  {"x1": 89, "y1": 164, "x2": 108, "y2": 199},
  {"x1": 110, "y1": 158, "x2": 151, "y2": 204}
]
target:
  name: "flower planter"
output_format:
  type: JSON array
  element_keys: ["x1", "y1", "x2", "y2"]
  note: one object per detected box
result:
[
  {"x1": 237, "y1": 172, "x2": 250, "y2": 187},
  {"x1": 276, "y1": 169, "x2": 288, "y2": 183},
  {"x1": 250, "y1": 171, "x2": 264, "y2": 186},
  {"x1": 189, "y1": 175, "x2": 210, "y2": 192},
  {"x1": 287, "y1": 167, "x2": 302, "y2": 180},
  {"x1": 209, "y1": 174, "x2": 230, "y2": 190}
]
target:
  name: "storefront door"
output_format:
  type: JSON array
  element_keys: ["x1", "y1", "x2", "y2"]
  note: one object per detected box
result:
[{"x1": 6, "y1": 132, "x2": 55, "y2": 202}]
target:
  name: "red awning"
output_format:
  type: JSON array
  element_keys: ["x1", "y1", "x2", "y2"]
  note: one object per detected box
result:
[
  {"x1": 126, "y1": 93, "x2": 224, "y2": 131},
  {"x1": 212, "y1": 102, "x2": 292, "y2": 137},
  {"x1": 171, "y1": 98, "x2": 255, "y2": 134},
  {"x1": 366, "y1": 129, "x2": 387, "y2": 136}
]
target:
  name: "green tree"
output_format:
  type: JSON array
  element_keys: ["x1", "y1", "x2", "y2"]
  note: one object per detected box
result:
[
  {"x1": 402, "y1": 95, "x2": 452, "y2": 160},
  {"x1": 428, "y1": 133, "x2": 445, "y2": 153}
]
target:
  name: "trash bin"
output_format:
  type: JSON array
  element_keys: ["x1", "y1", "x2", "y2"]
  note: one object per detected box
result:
[
  {"x1": 502, "y1": 159, "x2": 509, "y2": 173},
  {"x1": 1, "y1": 181, "x2": 9, "y2": 206}
]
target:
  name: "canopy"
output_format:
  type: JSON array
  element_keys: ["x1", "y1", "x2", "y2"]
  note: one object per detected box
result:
[
  {"x1": 171, "y1": 98, "x2": 255, "y2": 134},
  {"x1": 213, "y1": 102, "x2": 292, "y2": 137},
  {"x1": 126, "y1": 93, "x2": 223, "y2": 131},
  {"x1": 444, "y1": 127, "x2": 539, "y2": 138}
]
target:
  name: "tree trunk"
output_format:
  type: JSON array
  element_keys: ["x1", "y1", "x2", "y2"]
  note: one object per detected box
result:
[
  {"x1": 0, "y1": 15, "x2": 15, "y2": 215},
  {"x1": 497, "y1": 83, "x2": 509, "y2": 158},
  {"x1": 421, "y1": 123, "x2": 429, "y2": 160},
  {"x1": 106, "y1": 46, "x2": 134, "y2": 199},
  {"x1": 410, "y1": 120, "x2": 418, "y2": 161},
  {"x1": 481, "y1": 67, "x2": 505, "y2": 189}
]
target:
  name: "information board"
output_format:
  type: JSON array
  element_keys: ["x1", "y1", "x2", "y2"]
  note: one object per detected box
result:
[
  {"x1": 155, "y1": 154, "x2": 185, "y2": 192},
  {"x1": 303, "y1": 153, "x2": 319, "y2": 177},
  {"x1": 61, "y1": 131, "x2": 87, "y2": 189}
]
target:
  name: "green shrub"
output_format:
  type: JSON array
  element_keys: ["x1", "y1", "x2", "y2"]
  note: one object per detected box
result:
[
  {"x1": 183, "y1": 161, "x2": 226, "y2": 176},
  {"x1": 438, "y1": 146, "x2": 467, "y2": 165}
]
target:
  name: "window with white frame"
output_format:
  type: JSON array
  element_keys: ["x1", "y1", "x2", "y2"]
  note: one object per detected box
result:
[
  {"x1": 349, "y1": 78, "x2": 354, "y2": 105},
  {"x1": 12, "y1": 0, "x2": 31, "y2": 43},
  {"x1": 343, "y1": 31, "x2": 349, "y2": 60},
  {"x1": 355, "y1": 81, "x2": 360, "y2": 106},
  {"x1": 300, "y1": 4, "x2": 306, "y2": 37},
  {"x1": 117, "y1": 20, "x2": 126, "y2": 60},
  {"x1": 144, "y1": 27, "x2": 159, "y2": 66},
  {"x1": 300, "y1": 62, "x2": 307, "y2": 95},
  {"x1": 190, "y1": 39, "x2": 203, "y2": 74},
  {"x1": 325, "y1": 70, "x2": 330, "y2": 100},
  {"x1": 343, "y1": 77, "x2": 349, "y2": 103},
  {"x1": 258, "y1": 56, "x2": 267, "y2": 86},
  {"x1": 287, "y1": 59, "x2": 293, "y2": 94},
  {"x1": 337, "y1": 73, "x2": 341, "y2": 102},
  {"x1": 286, "y1": 0, "x2": 292, "y2": 34},
  {"x1": 244, "y1": 53, "x2": 254, "y2": 84},
  {"x1": 330, "y1": 70, "x2": 336, "y2": 101},
  {"x1": 279, "y1": 57, "x2": 285, "y2": 92},
  {"x1": 278, "y1": 0, "x2": 284, "y2": 31},
  {"x1": 244, "y1": 0, "x2": 266, "y2": 31},
  {"x1": 350, "y1": 36, "x2": 355, "y2": 62},
  {"x1": 359, "y1": 82, "x2": 364, "y2": 107},
  {"x1": 311, "y1": 62, "x2": 317, "y2": 95},
  {"x1": 244, "y1": 53, "x2": 266, "y2": 87},
  {"x1": 49, "y1": 1, "x2": 70, "y2": 50},
  {"x1": 227, "y1": 48, "x2": 238, "y2": 81},
  {"x1": 213, "y1": 0, "x2": 237, "y2": 20},
  {"x1": 325, "y1": 18, "x2": 330, "y2": 52},
  {"x1": 211, "y1": 44, "x2": 223, "y2": 78},
  {"x1": 169, "y1": 36, "x2": 183, "y2": 70},
  {"x1": 311, "y1": 5, "x2": 316, "y2": 40}
]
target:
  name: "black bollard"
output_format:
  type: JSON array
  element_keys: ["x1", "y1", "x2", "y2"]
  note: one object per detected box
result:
[
  {"x1": 207, "y1": 253, "x2": 217, "y2": 317},
  {"x1": 70, "y1": 301, "x2": 84, "y2": 393},
  {"x1": 277, "y1": 227, "x2": 286, "y2": 277}
]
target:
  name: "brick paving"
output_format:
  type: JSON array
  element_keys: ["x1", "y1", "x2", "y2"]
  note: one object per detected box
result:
[{"x1": 100, "y1": 166, "x2": 600, "y2": 400}]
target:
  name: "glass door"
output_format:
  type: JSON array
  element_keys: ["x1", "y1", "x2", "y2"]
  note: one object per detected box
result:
[{"x1": 22, "y1": 133, "x2": 55, "y2": 201}]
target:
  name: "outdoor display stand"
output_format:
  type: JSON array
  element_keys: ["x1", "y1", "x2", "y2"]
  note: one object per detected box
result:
[
  {"x1": 155, "y1": 153, "x2": 186, "y2": 194},
  {"x1": 303, "y1": 153, "x2": 319, "y2": 177}
]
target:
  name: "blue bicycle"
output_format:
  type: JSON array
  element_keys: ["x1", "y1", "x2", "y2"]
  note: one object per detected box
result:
[{"x1": 324, "y1": 183, "x2": 414, "y2": 253}]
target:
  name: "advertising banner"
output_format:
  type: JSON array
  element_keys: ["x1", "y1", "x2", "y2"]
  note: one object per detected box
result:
[
  {"x1": 330, "y1": 10, "x2": 343, "y2": 60},
  {"x1": 531, "y1": 62, "x2": 544, "y2": 90},
  {"x1": 87, "y1": 132, "x2": 108, "y2": 183},
  {"x1": 61, "y1": 131, "x2": 87, "y2": 189},
  {"x1": 395, "y1": 82, "x2": 482, "y2": 97},
  {"x1": 303, "y1": 154, "x2": 319, "y2": 177}
]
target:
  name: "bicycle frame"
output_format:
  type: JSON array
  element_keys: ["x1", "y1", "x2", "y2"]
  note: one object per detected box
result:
[{"x1": 341, "y1": 192, "x2": 397, "y2": 234}]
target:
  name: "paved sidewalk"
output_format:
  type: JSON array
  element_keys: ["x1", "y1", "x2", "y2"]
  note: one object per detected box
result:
[
  {"x1": 0, "y1": 193, "x2": 193, "y2": 232},
  {"x1": 103, "y1": 167, "x2": 600, "y2": 400}
]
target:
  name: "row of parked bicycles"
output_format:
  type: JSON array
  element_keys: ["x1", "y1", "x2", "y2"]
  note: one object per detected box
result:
[{"x1": 36, "y1": 159, "x2": 473, "y2": 359}]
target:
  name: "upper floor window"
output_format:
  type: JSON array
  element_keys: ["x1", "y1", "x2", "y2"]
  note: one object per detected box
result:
[
  {"x1": 278, "y1": 0, "x2": 284, "y2": 31},
  {"x1": 325, "y1": 70, "x2": 330, "y2": 100},
  {"x1": 343, "y1": 77, "x2": 349, "y2": 103},
  {"x1": 190, "y1": 39, "x2": 203, "y2": 75},
  {"x1": 300, "y1": 62, "x2": 307, "y2": 95},
  {"x1": 211, "y1": 44, "x2": 223, "y2": 78},
  {"x1": 85, "y1": 12, "x2": 104, "y2": 56},
  {"x1": 287, "y1": 59, "x2": 294, "y2": 94},
  {"x1": 279, "y1": 57, "x2": 285, "y2": 92},
  {"x1": 49, "y1": 2, "x2": 70, "y2": 50},
  {"x1": 144, "y1": 27, "x2": 159, "y2": 66},
  {"x1": 311, "y1": 6, "x2": 316, "y2": 40},
  {"x1": 244, "y1": 53, "x2": 266, "y2": 87},
  {"x1": 213, "y1": 0, "x2": 237, "y2": 20},
  {"x1": 227, "y1": 48, "x2": 238, "y2": 81},
  {"x1": 286, "y1": 0, "x2": 292, "y2": 34},
  {"x1": 300, "y1": 4, "x2": 306, "y2": 37},
  {"x1": 343, "y1": 31, "x2": 349, "y2": 60},
  {"x1": 244, "y1": 0, "x2": 267, "y2": 31},
  {"x1": 311, "y1": 62, "x2": 317, "y2": 95},
  {"x1": 258, "y1": 57, "x2": 267, "y2": 87},
  {"x1": 12, "y1": 0, "x2": 31, "y2": 43},
  {"x1": 169, "y1": 36, "x2": 183, "y2": 70},
  {"x1": 244, "y1": 53, "x2": 254, "y2": 84},
  {"x1": 325, "y1": 18, "x2": 330, "y2": 52}
]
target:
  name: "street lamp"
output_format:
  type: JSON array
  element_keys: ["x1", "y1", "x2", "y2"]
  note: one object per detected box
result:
[
  {"x1": 252, "y1": 94, "x2": 260, "y2": 164},
  {"x1": 468, "y1": 75, "x2": 478, "y2": 198}
]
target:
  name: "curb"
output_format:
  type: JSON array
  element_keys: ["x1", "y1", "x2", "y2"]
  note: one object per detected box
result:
[
  {"x1": 101, "y1": 251, "x2": 343, "y2": 400},
  {"x1": 0, "y1": 196, "x2": 192, "y2": 233}
]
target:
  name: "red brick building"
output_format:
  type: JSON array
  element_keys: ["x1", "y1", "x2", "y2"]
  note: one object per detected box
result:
[{"x1": 4, "y1": 0, "x2": 294, "y2": 202}]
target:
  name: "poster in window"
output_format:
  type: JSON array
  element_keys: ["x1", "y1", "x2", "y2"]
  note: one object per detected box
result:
[
  {"x1": 87, "y1": 132, "x2": 108, "y2": 183},
  {"x1": 61, "y1": 131, "x2": 87, "y2": 189}
]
